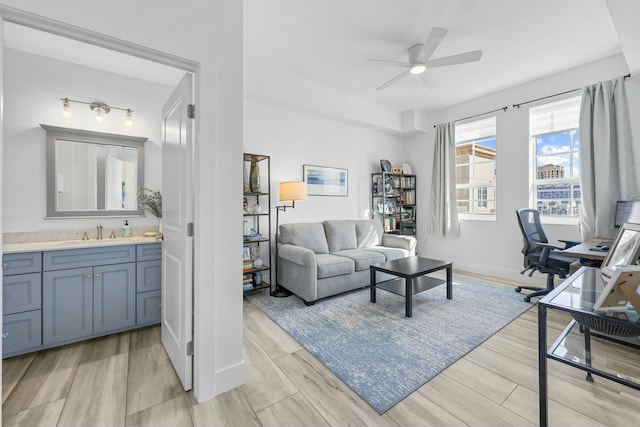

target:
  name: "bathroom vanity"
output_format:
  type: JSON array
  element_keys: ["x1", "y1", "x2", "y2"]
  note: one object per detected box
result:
[{"x1": 2, "y1": 238, "x2": 161, "y2": 358}]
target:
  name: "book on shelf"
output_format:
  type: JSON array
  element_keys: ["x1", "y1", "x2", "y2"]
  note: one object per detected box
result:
[{"x1": 243, "y1": 261, "x2": 253, "y2": 270}]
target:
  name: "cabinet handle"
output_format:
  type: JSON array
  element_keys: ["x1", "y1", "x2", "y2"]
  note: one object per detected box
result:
[
  {"x1": 95, "y1": 273, "x2": 100, "y2": 278},
  {"x1": 3, "y1": 292, "x2": 10, "y2": 300},
  {"x1": 2, "y1": 332, "x2": 7, "y2": 339},
  {"x1": 2, "y1": 263, "x2": 8, "y2": 268},
  {"x1": 85, "y1": 274, "x2": 92, "y2": 280}
]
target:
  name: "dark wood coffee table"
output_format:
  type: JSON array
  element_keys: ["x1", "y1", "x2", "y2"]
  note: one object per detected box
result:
[{"x1": 370, "y1": 256, "x2": 452, "y2": 317}]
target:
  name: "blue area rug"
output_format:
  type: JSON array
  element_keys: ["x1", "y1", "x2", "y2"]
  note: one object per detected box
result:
[{"x1": 247, "y1": 277, "x2": 531, "y2": 413}]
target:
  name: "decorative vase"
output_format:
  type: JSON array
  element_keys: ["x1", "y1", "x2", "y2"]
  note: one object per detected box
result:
[{"x1": 249, "y1": 161, "x2": 260, "y2": 192}]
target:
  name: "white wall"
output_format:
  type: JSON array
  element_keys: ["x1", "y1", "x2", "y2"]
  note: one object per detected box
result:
[
  {"x1": 405, "y1": 53, "x2": 640, "y2": 285},
  {"x1": 244, "y1": 99, "x2": 405, "y2": 225},
  {"x1": 2, "y1": 48, "x2": 172, "y2": 233}
]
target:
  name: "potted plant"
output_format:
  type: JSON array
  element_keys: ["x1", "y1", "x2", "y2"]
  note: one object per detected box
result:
[{"x1": 138, "y1": 188, "x2": 163, "y2": 237}]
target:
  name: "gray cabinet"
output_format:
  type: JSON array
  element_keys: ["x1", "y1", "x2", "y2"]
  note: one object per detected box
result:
[
  {"x1": 93, "y1": 263, "x2": 136, "y2": 334},
  {"x1": 136, "y1": 243, "x2": 162, "y2": 325},
  {"x1": 137, "y1": 290, "x2": 161, "y2": 325},
  {"x1": 43, "y1": 267, "x2": 93, "y2": 345},
  {"x1": 3, "y1": 243, "x2": 161, "y2": 358},
  {"x1": 3, "y1": 311, "x2": 42, "y2": 356},
  {"x1": 2, "y1": 252, "x2": 42, "y2": 357}
]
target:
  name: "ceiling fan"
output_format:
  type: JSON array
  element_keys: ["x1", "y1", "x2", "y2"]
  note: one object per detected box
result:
[{"x1": 369, "y1": 27, "x2": 483, "y2": 90}]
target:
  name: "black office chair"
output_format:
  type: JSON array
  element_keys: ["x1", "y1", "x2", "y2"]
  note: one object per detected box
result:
[{"x1": 515, "y1": 208, "x2": 580, "y2": 302}]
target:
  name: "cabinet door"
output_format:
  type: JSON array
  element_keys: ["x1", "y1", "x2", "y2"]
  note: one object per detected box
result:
[
  {"x1": 136, "y1": 260, "x2": 162, "y2": 293},
  {"x1": 43, "y1": 267, "x2": 93, "y2": 345},
  {"x1": 137, "y1": 290, "x2": 161, "y2": 325},
  {"x1": 93, "y1": 263, "x2": 136, "y2": 334},
  {"x1": 3, "y1": 310, "x2": 42, "y2": 357},
  {"x1": 3, "y1": 272, "x2": 42, "y2": 315},
  {"x1": 3, "y1": 252, "x2": 41, "y2": 276}
]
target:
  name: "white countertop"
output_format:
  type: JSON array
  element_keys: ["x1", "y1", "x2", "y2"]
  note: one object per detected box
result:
[{"x1": 3, "y1": 236, "x2": 161, "y2": 254}]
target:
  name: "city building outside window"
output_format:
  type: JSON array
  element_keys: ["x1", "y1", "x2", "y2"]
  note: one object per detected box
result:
[
  {"x1": 530, "y1": 96, "x2": 581, "y2": 217},
  {"x1": 455, "y1": 117, "x2": 496, "y2": 217}
]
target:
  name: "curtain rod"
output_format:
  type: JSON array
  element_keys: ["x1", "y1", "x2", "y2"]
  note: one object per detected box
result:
[
  {"x1": 433, "y1": 106, "x2": 508, "y2": 128},
  {"x1": 513, "y1": 74, "x2": 631, "y2": 109}
]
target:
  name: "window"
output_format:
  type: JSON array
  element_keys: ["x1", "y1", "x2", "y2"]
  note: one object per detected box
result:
[
  {"x1": 530, "y1": 96, "x2": 581, "y2": 217},
  {"x1": 455, "y1": 117, "x2": 497, "y2": 216}
]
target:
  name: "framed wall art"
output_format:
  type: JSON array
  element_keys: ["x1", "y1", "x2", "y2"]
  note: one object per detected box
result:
[{"x1": 303, "y1": 164, "x2": 348, "y2": 196}]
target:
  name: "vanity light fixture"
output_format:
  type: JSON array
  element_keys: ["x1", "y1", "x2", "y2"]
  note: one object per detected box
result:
[
  {"x1": 62, "y1": 98, "x2": 72, "y2": 117},
  {"x1": 60, "y1": 97, "x2": 135, "y2": 126}
]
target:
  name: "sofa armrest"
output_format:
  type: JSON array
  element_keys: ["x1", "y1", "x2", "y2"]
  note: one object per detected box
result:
[
  {"x1": 278, "y1": 244, "x2": 319, "y2": 302},
  {"x1": 278, "y1": 244, "x2": 317, "y2": 267},
  {"x1": 381, "y1": 234, "x2": 417, "y2": 256}
]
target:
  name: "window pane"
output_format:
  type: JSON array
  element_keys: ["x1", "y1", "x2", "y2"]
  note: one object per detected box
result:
[
  {"x1": 456, "y1": 165, "x2": 470, "y2": 184},
  {"x1": 530, "y1": 96, "x2": 581, "y2": 217},
  {"x1": 472, "y1": 159, "x2": 496, "y2": 184},
  {"x1": 455, "y1": 118, "x2": 497, "y2": 216}
]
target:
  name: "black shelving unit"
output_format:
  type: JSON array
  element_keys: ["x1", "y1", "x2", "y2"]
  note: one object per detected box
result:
[
  {"x1": 243, "y1": 153, "x2": 272, "y2": 294},
  {"x1": 371, "y1": 172, "x2": 416, "y2": 236}
]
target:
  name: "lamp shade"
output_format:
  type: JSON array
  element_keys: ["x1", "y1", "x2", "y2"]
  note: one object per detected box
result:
[{"x1": 279, "y1": 181, "x2": 308, "y2": 202}]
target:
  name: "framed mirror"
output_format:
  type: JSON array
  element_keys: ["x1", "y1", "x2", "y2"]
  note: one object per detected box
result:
[{"x1": 42, "y1": 124, "x2": 148, "y2": 217}]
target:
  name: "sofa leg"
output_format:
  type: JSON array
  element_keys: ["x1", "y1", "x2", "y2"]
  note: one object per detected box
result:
[{"x1": 304, "y1": 300, "x2": 316, "y2": 306}]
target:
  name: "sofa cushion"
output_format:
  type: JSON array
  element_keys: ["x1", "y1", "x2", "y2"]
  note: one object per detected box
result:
[
  {"x1": 316, "y1": 254, "x2": 355, "y2": 278},
  {"x1": 355, "y1": 220, "x2": 384, "y2": 248},
  {"x1": 324, "y1": 220, "x2": 357, "y2": 252},
  {"x1": 279, "y1": 223, "x2": 329, "y2": 254},
  {"x1": 363, "y1": 246, "x2": 409, "y2": 261},
  {"x1": 332, "y1": 249, "x2": 385, "y2": 271}
]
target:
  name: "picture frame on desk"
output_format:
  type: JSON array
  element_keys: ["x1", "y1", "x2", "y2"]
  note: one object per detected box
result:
[{"x1": 242, "y1": 246, "x2": 251, "y2": 261}]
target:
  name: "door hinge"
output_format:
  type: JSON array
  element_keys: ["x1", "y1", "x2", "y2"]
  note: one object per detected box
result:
[
  {"x1": 187, "y1": 104, "x2": 195, "y2": 119},
  {"x1": 187, "y1": 341, "x2": 194, "y2": 356},
  {"x1": 187, "y1": 222, "x2": 194, "y2": 237}
]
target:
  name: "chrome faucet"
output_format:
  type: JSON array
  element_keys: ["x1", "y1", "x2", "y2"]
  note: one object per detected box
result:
[{"x1": 96, "y1": 223, "x2": 103, "y2": 240}]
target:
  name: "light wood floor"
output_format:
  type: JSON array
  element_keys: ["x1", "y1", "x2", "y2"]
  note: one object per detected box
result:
[{"x1": 3, "y1": 271, "x2": 640, "y2": 426}]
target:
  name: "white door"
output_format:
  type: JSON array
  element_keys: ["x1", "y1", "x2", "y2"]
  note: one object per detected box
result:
[{"x1": 161, "y1": 73, "x2": 194, "y2": 390}]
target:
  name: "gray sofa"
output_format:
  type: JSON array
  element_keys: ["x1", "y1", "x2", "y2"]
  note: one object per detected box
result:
[{"x1": 277, "y1": 219, "x2": 417, "y2": 304}]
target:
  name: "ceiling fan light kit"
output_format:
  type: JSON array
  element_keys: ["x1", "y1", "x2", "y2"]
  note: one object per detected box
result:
[{"x1": 370, "y1": 27, "x2": 483, "y2": 90}]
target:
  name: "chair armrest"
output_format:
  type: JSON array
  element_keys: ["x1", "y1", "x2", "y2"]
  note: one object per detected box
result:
[
  {"x1": 559, "y1": 239, "x2": 580, "y2": 249},
  {"x1": 537, "y1": 242, "x2": 564, "y2": 251},
  {"x1": 536, "y1": 242, "x2": 563, "y2": 265},
  {"x1": 381, "y1": 235, "x2": 417, "y2": 255}
]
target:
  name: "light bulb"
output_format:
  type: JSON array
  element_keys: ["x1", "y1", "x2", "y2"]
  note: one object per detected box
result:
[
  {"x1": 410, "y1": 64, "x2": 426, "y2": 75},
  {"x1": 62, "y1": 98, "x2": 72, "y2": 117},
  {"x1": 125, "y1": 109, "x2": 134, "y2": 127},
  {"x1": 95, "y1": 107, "x2": 105, "y2": 122}
]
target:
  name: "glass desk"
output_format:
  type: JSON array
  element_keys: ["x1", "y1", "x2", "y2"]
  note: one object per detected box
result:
[{"x1": 538, "y1": 267, "x2": 640, "y2": 427}]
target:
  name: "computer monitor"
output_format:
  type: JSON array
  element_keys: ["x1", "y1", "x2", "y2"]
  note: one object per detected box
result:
[{"x1": 614, "y1": 200, "x2": 640, "y2": 227}]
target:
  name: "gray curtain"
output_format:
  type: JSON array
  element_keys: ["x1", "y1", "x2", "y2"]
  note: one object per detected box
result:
[
  {"x1": 579, "y1": 76, "x2": 639, "y2": 241},
  {"x1": 428, "y1": 122, "x2": 460, "y2": 237}
]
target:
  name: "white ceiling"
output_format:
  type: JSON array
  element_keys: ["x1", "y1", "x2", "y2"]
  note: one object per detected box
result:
[
  {"x1": 3, "y1": 0, "x2": 632, "y2": 115},
  {"x1": 244, "y1": 0, "x2": 624, "y2": 113}
]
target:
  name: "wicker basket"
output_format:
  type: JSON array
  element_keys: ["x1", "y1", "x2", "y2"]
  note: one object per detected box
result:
[{"x1": 572, "y1": 313, "x2": 640, "y2": 338}]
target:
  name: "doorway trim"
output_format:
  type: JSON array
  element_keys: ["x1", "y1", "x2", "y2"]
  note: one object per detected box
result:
[{"x1": 0, "y1": 3, "x2": 202, "y2": 398}]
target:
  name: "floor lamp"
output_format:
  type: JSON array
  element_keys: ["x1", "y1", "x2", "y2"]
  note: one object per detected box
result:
[{"x1": 273, "y1": 181, "x2": 308, "y2": 297}]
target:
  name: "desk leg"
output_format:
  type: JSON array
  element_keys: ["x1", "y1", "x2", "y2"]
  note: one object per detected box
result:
[
  {"x1": 406, "y1": 277, "x2": 413, "y2": 317},
  {"x1": 584, "y1": 327, "x2": 594, "y2": 382},
  {"x1": 446, "y1": 265, "x2": 452, "y2": 299},
  {"x1": 538, "y1": 304, "x2": 548, "y2": 427},
  {"x1": 370, "y1": 269, "x2": 376, "y2": 303}
]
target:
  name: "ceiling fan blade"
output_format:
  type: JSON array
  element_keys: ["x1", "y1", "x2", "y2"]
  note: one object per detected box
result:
[
  {"x1": 426, "y1": 50, "x2": 483, "y2": 68},
  {"x1": 376, "y1": 69, "x2": 411, "y2": 90},
  {"x1": 368, "y1": 59, "x2": 412, "y2": 67},
  {"x1": 418, "y1": 27, "x2": 448, "y2": 61}
]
